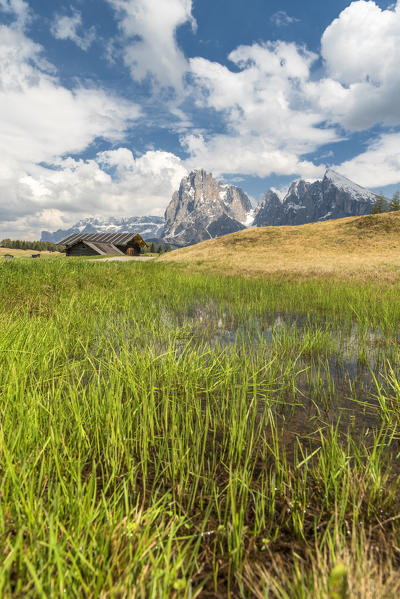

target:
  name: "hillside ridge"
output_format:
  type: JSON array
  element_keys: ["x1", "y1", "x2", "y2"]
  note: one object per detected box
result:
[{"x1": 161, "y1": 211, "x2": 400, "y2": 280}]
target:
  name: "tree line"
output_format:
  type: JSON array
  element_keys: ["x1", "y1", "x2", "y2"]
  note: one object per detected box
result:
[
  {"x1": 371, "y1": 191, "x2": 400, "y2": 214},
  {"x1": 143, "y1": 242, "x2": 172, "y2": 254},
  {"x1": 0, "y1": 239, "x2": 62, "y2": 252}
]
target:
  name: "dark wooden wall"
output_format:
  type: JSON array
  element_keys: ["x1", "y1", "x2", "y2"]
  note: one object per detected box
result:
[
  {"x1": 116, "y1": 242, "x2": 141, "y2": 255},
  {"x1": 66, "y1": 242, "x2": 99, "y2": 257}
]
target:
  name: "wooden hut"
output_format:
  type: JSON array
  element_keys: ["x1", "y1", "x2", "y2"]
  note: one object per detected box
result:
[{"x1": 58, "y1": 232, "x2": 148, "y2": 257}]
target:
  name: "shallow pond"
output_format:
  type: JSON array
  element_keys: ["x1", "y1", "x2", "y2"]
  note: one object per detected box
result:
[
  {"x1": 177, "y1": 306, "x2": 400, "y2": 455},
  {"x1": 98, "y1": 305, "x2": 400, "y2": 457}
]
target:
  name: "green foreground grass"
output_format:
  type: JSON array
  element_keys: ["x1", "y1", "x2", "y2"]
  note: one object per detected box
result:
[{"x1": 1, "y1": 258, "x2": 400, "y2": 597}]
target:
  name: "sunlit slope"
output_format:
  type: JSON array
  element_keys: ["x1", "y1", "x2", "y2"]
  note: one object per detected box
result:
[{"x1": 160, "y1": 212, "x2": 400, "y2": 279}]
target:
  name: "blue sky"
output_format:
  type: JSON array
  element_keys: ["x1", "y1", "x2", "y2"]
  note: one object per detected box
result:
[{"x1": 0, "y1": 0, "x2": 400, "y2": 237}]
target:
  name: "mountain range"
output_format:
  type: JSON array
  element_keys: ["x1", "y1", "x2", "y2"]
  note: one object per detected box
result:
[
  {"x1": 41, "y1": 216, "x2": 164, "y2": 244},
  {"x1": 41, "y1": 169, "x2": 381, "y2": 246},
  {"x1": 253, "y1": 169, "x2": 378, "y2": 228}
]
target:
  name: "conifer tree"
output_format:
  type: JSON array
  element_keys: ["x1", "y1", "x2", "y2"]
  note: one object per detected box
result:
[
  {"x1": 390, "y1": 191, "x2": 400, "y2": 212},
  {"x1": 370, "y1": 195, "x2": 387, "y2": 214}
]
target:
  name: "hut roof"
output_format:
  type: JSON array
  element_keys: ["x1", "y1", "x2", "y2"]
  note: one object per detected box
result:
[
  {"x1": 58, "y1": 232, "x2": 147, "y2": 248},
  {"x1": 84, "y1": 241, "x2": 124, "y2": 255}
]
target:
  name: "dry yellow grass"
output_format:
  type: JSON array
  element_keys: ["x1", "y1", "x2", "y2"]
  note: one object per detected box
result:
[
  {"x1": 0, "y1": 248, "x2": 64, "y2": 259},
  {"x1": 242, "y1": 533, "x2": 400, "y2": 599},
  {"x1": 160, "y1": 211, "x2": 400, "y2": 281}
]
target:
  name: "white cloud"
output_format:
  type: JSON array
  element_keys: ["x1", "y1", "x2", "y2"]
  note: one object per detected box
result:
[
  {"x1": 321, "y1": 1, "x2": 400, "y2": 86},
  {"x1": 0, "y1": 0, "x2": 30, "y2": 27},
  {"x1": 3, "y1": 150, "x2": 187, "y2": 238},
  {"x1": 106, "y1": 0, "x2": 196, "y2": 91},
  {"x1": 337, "y1": 133, "x2": 400, "y2": 188},
  {"x1": 182, "y1": 133, "x2": 325, "y2": 179},
  {"x1": 51, "y1": 9, "x2": 96, "y2": 51},
  {"x1": 306, "y1": 1, "x2": 400, "y2": 130},
  {"x1": 270, "y1": 11, "x2": 299, "y2": 27},
  {"x1": 0, "y1": 25, "x2": 140, "y2": 167},
  {"x1": 183, "y1": 2, "x2": 400, "y2": 182},
  {"x1": 186, "y1": 42, "x2": 337, "y2": 177},
  {"x1": 0, "y1": 22, "x2": 146, "y2": 237}
]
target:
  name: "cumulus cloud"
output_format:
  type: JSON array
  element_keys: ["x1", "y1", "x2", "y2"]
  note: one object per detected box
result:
[
  {"x1": 270, "y1": 11, "x2": 299, "y2": 27},
  {"x1": 0, "y1": 25, "x2": 140, "y2": 167},
  {"x1": 306, "y1": 1, "x2": 400, "y2": 130},
  {"x1": 186, "y1": 41, "x2": 337, "y2": 177},
  {"x1": 337, "y1": 133, "x2": 400, "y2": 188},
  {"x1": 51, "y1": 8, "x2": 96, "y2": 51},
  {"x1": 321, "y1": 1, "x2": 400, "y2": 86},
  {"x1": 106, "y1": 0, "x2": 196, "y2": 91},
  {"x1": 182, "y1": 133, "x2": 325, "y2": 180},
  {"x1": 3, "y1": 150, "x2": 187, "y2": 238},
  {"x1": 183, "y1": 2, "x2": 400, "y2": 184},
  {"x1": 0, "y1": 21, "x2": 146, "y2": 237}
]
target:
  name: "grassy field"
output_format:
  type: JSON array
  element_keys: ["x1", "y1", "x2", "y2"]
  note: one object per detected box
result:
[
  {"x1": 161, "y1": 211, "x2": 400, "y2": 281},
  {"x1": 0, "y1": 249, "x2": 64, "y2": 259},
  {"x1": 1, "y1": 256, "x2": 400, "y2": 597}
]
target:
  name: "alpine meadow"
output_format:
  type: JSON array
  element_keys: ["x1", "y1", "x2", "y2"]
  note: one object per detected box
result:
[{"x1": 2, "y1": 242, "x2": 400, "y2": 596}]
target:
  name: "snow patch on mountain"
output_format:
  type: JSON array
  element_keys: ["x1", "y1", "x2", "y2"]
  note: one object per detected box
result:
[
  {"x1": 41, "y1": 215, "x2": 164, "y2": 244},
  {"x1": 324, "y1": 169, "x2": 377, "y2": 202},
  {"x1": 243, "y1": 209, "x2": 255, "y2": 226}
]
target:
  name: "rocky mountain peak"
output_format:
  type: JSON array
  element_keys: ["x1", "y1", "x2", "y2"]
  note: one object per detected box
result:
[
  {"x1": 287, "y1": 179, "x2": 309, "y2": 197},
  {"x1": 163, "y1": 170, "x2": 253, "y2": 246},
  {"x1": 254, "y1": 169, "x2": 378, "y2": 227},
  {"x1": 323, "y1": 168, "x2": 377, "y2": 202},
  {"x1": 254, "y1": 189, "x2": 290, "y2": 227},
  {"x1": 324, "y1": 168, "x2": 341, "y2": 180},
  {"x1": 264, "y1": 189, "x2": 283, "y2": 203}
]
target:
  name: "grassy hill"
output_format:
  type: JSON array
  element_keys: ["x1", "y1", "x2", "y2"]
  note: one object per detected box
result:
[{"x1": 161, "y1": 211, "x2": 400, "y2": 280}]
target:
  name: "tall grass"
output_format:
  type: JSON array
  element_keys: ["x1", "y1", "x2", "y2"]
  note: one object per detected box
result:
[{"x1": 0, "y1": 258, "x2": 400, "y2": 597}]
